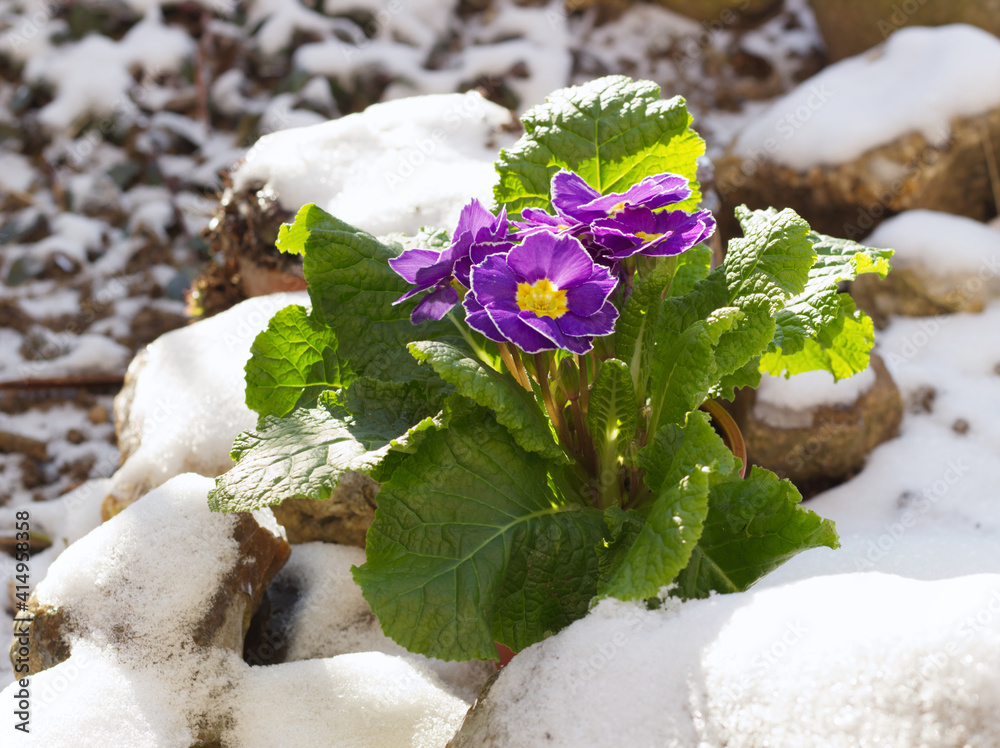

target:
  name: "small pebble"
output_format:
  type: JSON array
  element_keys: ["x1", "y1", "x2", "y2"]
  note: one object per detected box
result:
[
  {"x1": 67, "y1": 429, "x2": 85, "y2": 444},
  {"x1": 88, "y1": 404, "x2": 109, "y2": 425},
  {"x1": 952, "y1": 419, "x2": 970, "y2": 435}
]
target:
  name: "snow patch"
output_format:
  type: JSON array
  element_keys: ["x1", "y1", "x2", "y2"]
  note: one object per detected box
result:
[
  {"x1": 733, "y1": 25, "x2": 1000, "y2": 169},
  {"x1": 753, "y1": 366, "x2": 876, "y2": 428},
  {"x1": 233, "y1": 92, "x2": 516, "y2": 236}
]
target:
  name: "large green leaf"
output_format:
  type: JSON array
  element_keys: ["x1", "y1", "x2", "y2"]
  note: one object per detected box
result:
[
  {"x1": 279, "y1": 204, "x2": 457, "y2": 383},
  {"x1": 614, "y1": 259, "x2": 678, "y2": 397},
  {"x1": 586, "y1": 358, "x2": 637, "y2": 495},
  {"x1": 353, "y1": 409, "x2": 606, "y2": 661},
  {"x1": 674, "y1": 466, "x2": 840, "y2": 598},
  {"x1": 208, "y1": 379, "x2": 450, "y2": 512},
  {"x1": 494, "y1": 76, "x2": 705, "y2": 218},
  {"x1": 408, "y1": 340, "x2": 562, "y2": 460},
  {"x1": 244, "y1": 304, "x2": 343, "y2": 419},
  {"x1": 759, "y1": 231, "x2": 892, "y2": 379}
]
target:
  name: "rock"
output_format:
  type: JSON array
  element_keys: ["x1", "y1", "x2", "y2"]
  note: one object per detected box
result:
[
  {"x1": 728, "y1": 353, "x2": 902, "y2": 494},
  {"x1": 246, "y1": 541, "x2": 495, "y2": 702},
  {"x1": 850, "y1": 210, "x2": 1000, "y2": 325},
  {"x1": 447, "y1": 574, "x2": 1000, "y2": 747},
  {"x1": 14, "y1": 474, "x2": 289, "y2": 675},
  {"x1": 651, "y1": 0, "x2": 781, "y2": 25},
  {"x1": 104, "y1": 292, "x2": 307, "y2": 519},
  {"x1": 714, "y1": 26, "x2": 1000, "y2": 241},
  {"x1": 269, "y1": 470, "x2": 378, "y2": 547},
  {"x1": 809, "y1": 0, "x2": 1000, "y2": 61}
]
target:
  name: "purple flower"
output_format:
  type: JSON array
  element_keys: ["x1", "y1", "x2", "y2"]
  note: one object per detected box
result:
[
  {"x1": 465, "y1": 232, "x2": 618, "y2": 354},
  {"x1": 551, "y1": 169, "x2": 692, "y2": 224},
  {"x1": 389, "y1": 199, "x2": 513, "y2": 323},
  {"x1": 590, "y1": 205, "x2": 717, "y2": 261}
]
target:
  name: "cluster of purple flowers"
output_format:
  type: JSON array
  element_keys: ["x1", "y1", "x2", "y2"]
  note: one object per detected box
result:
[{"x1": 389, "y1": 169, "x2": 715, "y2": 354}]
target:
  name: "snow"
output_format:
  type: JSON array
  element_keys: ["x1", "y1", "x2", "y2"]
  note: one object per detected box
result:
[
  {"x1": 753, "y1": 366, "x2": 876, "y2": 428},
  {"x1": 865, "y1": 210, "x2": 1000, "y2": 302},
  {"x1": 233, "y1": 92, "x2": 517, "y2": 235},
  {"x1": 107, "y1": 292, "x2": 307, "y2": 508},
  {"x1": 33, "y1": 473, "x2": 245, "y2": 655},
  {"x1": 2, "y1": 476, "x2": 470, "y2": 748},
  {"x1": 733, "y1": 24, "x2": 1000, "y2": 169},
  {"x1": 24, "y1": 8, "x2": 194, "y2": 131},
  {"x1": 274, "y1": 542, "x2": 495, "y2": 701},
  {"x1": 473, "y1": 573, "x2": 1000, "y2": 746}
]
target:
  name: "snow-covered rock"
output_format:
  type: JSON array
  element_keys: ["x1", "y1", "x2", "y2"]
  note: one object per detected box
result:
[
  {"x1": 105, "y1": 292, "x2": 307, "y2": 516},
  {"x1": 232, "y1": 92, "x2": 518, "y2": 236},
  {"x1": 733, "y1": 354, "x2": 902, "y2": 490},
  {"x1": 450, "y1": 573, "x2": 1000, "y2": 747},
  {"x1": 852, "y1": 210, "x2": 1000, "y2": 322},
  {"x1": 4, "y1": 475, "x2": 469, "y2": 747},
  {"x1": 17, "y1": 473, "x2": 288, "y2": 674},
  {"x1": 259, "y1": 542, "x2": 495, "y2": 702},
  {"x1": 715, "y1": 24, "x2": 1000, "y2": 237}
]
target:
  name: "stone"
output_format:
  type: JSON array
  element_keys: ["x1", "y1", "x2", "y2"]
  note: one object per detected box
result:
[
  {"x1": 13, "y1": 474, "x2": 290, "y2": 676},
  {"x1": 727, "y1": 353, "x2": 903, "y2": 495},
  {"x1": 269, "y1": 470, "x2": 378, "y2": 547},
  {"x1": 651, "y1": 0, "x2": 781, "y2": 25},
  {"x1": 715, "y1": 105, "x2": 1000, "y2": 242},
  {"x1": 849, "y1": 211, "x2": 1000, "y2": 326},
  {"x1": 103, "y1": 293, "x2": 307, "y2": 519},
  {"x1": 809, "y1": 0, "x2": 1000, "y2": 62}
]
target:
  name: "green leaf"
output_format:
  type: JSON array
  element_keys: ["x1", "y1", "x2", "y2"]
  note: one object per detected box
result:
[
  {"x1": 207, "y1": 379, "x2": 449, "y2": 513},
  {"x1": 759, "y1": 231, "x2": 892, "y2": 379},
  {"x1": 244, "y1": 304, "x2": 344, "y2": 419},
  {"x1": 597, "y1": 411, "x2": 738, "y2": 600},
  {"x1": 646, "y1": 303, "x2": 739, "y2": 436},
  {"x1": 637, "y1": 410, "x2": 737, "y2": 497},
  {"x1": 598, "y1": 472, "x2": 709, "y2": 600},
  {"x1": 674, "y1": 466, "x2": 840, "y2": 599},
  {"x1": 665, "y1": 242, "x2": 713, "y2": 299},
  {"x1": 724, "y1": 206, "x2": 816, "y2": 311},
  {"x1": 710, "y1": 356, "x2": 762, "y2": 401},
  {"x1": 353, "y1": 409, "x2": 606, "y2": 661},
  {"x1": 587, "y1": 359, "x2": 637, "y2": 481},
  {"x1": 279, "y1": 204, "x2": 457, "y2": 383},
  {"x1": 494, "y1": 76, "x2": 705, "y2": 218},
  {"x1": 615, "y1": 259, "x2": 678, "y2": 398},
  {"x1": 408, "y1": 340, "x2": 562, "y2": 460}
]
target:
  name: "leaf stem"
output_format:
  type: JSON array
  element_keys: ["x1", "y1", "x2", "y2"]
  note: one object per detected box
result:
[
  {"x1": 534, "y1": 352, "x2": 573, "y2": 452},
  {"x1": 497, "y1": 342, "x2": 533, "y2": 392},
  {"x1": 575, "y1": 353, "x2": 590, "y2": 419},
  {"x1": 447, "y1": 312, "x2": 497, "y2": 371}
]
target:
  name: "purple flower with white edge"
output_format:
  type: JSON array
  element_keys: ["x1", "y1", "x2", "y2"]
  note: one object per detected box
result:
[
  {"x1": 590, "y1": 204, "x2": 717, "y2": 261},
  {"x1": 465, "y1": 232, "x2": 619, "y2": 355},
  {"x1": 551, "y1": 169, "x2": 692, "y2": 223},
  {"x1": 388, "y1": 199, "x2": 513, "y2": 323}
]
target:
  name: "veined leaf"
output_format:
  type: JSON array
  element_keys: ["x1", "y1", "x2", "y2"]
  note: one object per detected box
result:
[
  {"x1": 615, "y1": 260, "x2": 678, "y2": 398},
  {"x1": 587, "y1": 359, "x2": 637, "y2": 486},
  {"x1": 759, "y1": 231, "x2": 892, "y2": 379},
  {"x1": 244, "y1": 304, "x2": 343, "y2": 419},
  {"x1": 409, "y1": 340, "x2": 562, "y2": 460},
  {"x1": 279, "y1": 204, "x2": 458, "y2": 383},
  {"x1": 674, "y1": 466, "x2": 839, "y2": 599},
  {"x1": 353, "y1": 409, "x2": 606, "y2": 661},
  {"x1": 207, "y1": 379, "x2": 451, "y2": 513},
  {"x1": 494, "y1": 76, "x2": 705, "y2": 218}
]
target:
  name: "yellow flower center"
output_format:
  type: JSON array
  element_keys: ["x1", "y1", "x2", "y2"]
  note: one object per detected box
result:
[
  {"x1": 635, "y1": 231, "x2": 661, "y2": 242},
  {"x1": 609, "y1": 201, "x2": 628, "y2": 216},
  {"x1": 516, "y1": 278, "x2": 569, "y2": 319}
]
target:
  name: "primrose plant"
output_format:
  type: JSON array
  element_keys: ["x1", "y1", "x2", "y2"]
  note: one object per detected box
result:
[{"x1": 209, "y1": 76, "x2": 892, "y2": 662}]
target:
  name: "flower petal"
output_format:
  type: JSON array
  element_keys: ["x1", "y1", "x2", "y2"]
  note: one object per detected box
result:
[
  {"x1": 556, "y1": 300, "x2": 618, "y2": 338},
  {"x1": 551, "y1": 169, "x2": 600, "y2": 222},
  {"x1": 564, "y1": 266, "x2": 618, "y2": 317},
  {"x1": 469, "y1": 254, "x2": 520, "y2": 311},
  {"x1": 506, "y1": 233, "x2": 594, "y2": 289},
  {"x1": 463, "y1": 291, "x2": 506, "y2": 342},
  {"x1": 489, "y1": 307, "x2": 561, "y2": 352},
  {"x1": 581, "y1": 173, "x2": 692, "y2": 217},
  {"x1": 519, "y1": 314, "x2": 592, "y2": 354},
  {"x1": 388, "y1": 248, "x2": 445, "y2": 285},
  {"x1": 410, "y1": 283, "x2": 459, "y2": 323}
]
